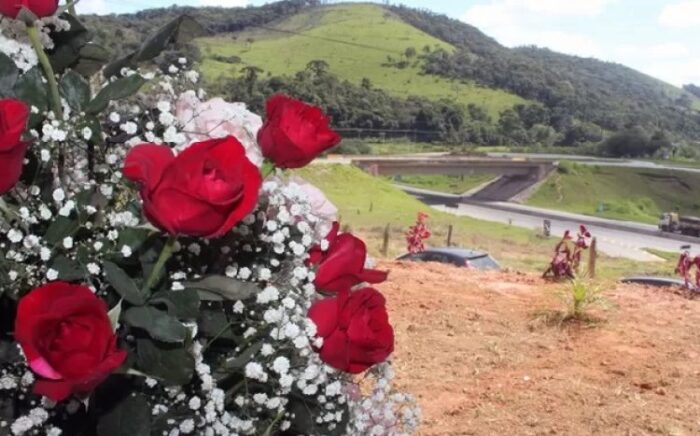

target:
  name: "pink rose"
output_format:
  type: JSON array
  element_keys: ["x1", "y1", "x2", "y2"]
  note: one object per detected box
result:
[{"x1": 175, "y1": 91, "x2": 263, "y2": 166}]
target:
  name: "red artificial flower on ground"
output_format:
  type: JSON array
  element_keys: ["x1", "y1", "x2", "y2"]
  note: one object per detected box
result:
[
  {"x1": 124, "y1": 136, "x2": 262, "y2": 238},
  {"x1": 308, "y1": 222, "x2": 388, "y2": 293},
  {"x1": 14, "y1": 282, "x2": 127, "y2": 401},
  {"x1": 257, "y1": 94, "x2": 341, "y2": 168},
  {"x1": 0, "y1": 98, "x2": 30, "y2": 195},
  {"x1": 308, "y1": 287, "x2": 394, "y2": 373},
  {"x1": 0, "y1": 0, "x2": 58, "y2": 19}
]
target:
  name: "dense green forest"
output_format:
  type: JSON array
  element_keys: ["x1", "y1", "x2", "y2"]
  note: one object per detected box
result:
[{"x1": 81, "y1": 0, "x2": 700, "y2": 156}]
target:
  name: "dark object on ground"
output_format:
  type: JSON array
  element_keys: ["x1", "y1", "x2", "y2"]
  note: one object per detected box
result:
[
  {"x1": 397, "y1": 247, "x2": 500, "y2": 270},
  {"x1": 621, "y1": 276, "x2": 692, "y2": 289}
]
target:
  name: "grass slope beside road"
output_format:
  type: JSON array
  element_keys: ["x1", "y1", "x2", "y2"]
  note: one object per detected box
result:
[
  {"x1": 389, "y1": 174, "x2": 497, "y2": 195},
  {"x1": 197, "y1": 4, "x2": 525, "y2": 117},
  {"x1": 294, "y1": 164, "x2": 675, "y2": 280},
  {"x1": 527, "y1": 162, "x2": 700, "y2": 224}
]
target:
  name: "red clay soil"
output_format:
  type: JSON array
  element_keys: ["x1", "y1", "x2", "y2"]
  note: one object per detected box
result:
[{"x1": 377, "y1": 261, "x2": 700, "y2": 436}]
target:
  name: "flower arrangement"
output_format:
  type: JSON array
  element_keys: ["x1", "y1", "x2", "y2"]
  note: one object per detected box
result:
[
  {"x1": 405, "y1": 212, "x2": 430, "y2": 254},
  {"x1": 542, "y1": 225, "x2": 592, "y2": 280},
  {"x1": 0, "y1": 5, "x2": 419, "y2": 435}
]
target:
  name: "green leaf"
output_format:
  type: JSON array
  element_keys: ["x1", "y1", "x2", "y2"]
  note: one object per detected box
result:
[
  {"x1": 59, "y1": 71, "x2": 90, "y2": 112},
  {"x1": 108, "y1": 300, "x2": 123, "y2": 331},
  {"x1": 104, "y1": 15, "x2": 205, "y2": 78},
  {"x1": 13, "y1": 66, "x2": 47, "y2": 127},
  {"x1": 286, "y1": 396, "x2": 349, "y2": 436},
  {"x1": 198, "y1": 310, "x2": 236, "y2": 340},
  {"x1": 135, "y1": 338, "x2": 194, "y2": 385},
  {"x1": 73, "y1": 43, "x2": 110, "y2": 77},
  {"x1": 117, "y1": 227, "x2": 154, "y2": 254},
  {"x1": 224, "y1": 341, "x2": 262, "y2": 370},
  {"x1": 50, "y1": 256, "x2": 85, "y2": 281},
  {"x1": 103, "y1": 261, "x2": 147, "y2": 306},
  {"x1": 49, "y1": 14, "x2": 92, "y2": 73},
  {"x1": 150, "y1": 289, "x2": 200, "y2": 319},
  {"x1": 0, "y1": 52, "x2": 19, "y2": 96},
  {"x1": 86, "y1": 74, "x2": 146, "y2": 114},
  {"x1": 184, "y1": 275, "x2": 259, "y2": 301},
  {"x1": 44, "y1": 216, "x2": 79, "y2": 245},
  {"x1": 123, "y1": 306, "x2": 186, "y2": 343},
  {"x1": 96, "y1": 393, "x2": 150, "y2": 436}
]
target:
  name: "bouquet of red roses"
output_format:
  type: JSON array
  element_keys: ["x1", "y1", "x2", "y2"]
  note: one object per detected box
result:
[{"x1": 0, "y1": 4, "x2": 418, "y2": 435}]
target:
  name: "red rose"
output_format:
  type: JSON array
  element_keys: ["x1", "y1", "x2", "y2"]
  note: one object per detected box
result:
[
  {"x1": 308, "y1": 287, "x2": 394, "y2": 373},
  {"x1": 257, "y1": 94, "x2": 341, "y2": 168},
  {"x1": 308, "y1": 222, "x2": 388, "y2": 293},
  {"x1": 124, "y1": 136, "x2": 262, "y2": 238},
  {"x1": 0, "y1": 0, "x2": 58, "y2": 18},
  {"x1": 14, "y1": 282, "x2": 127, "y2": 401},
  {"x1": 0, "y1": 98, "x2": 29, "y2": 195}
]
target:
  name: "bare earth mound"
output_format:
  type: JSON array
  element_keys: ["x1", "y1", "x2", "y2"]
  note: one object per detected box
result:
[{"x1": 378, "y1": 261, "x2": 700, "y2": 435}]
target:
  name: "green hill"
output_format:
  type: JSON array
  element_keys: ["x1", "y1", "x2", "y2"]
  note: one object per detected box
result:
[
  {"x1": 83, "y1": 0, "x2": 700, "y2": 149},
  {"x1": 197, "y1": 4, "x2": 525, "y2": 118}
]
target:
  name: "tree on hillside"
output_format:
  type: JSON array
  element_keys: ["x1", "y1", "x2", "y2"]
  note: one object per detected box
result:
[
  {"x1": 683, "y1": 84, "x2": 700, "y2": 98},
  {"x1": 306, "y1": 60, "x2": 330, "y2": 77}
]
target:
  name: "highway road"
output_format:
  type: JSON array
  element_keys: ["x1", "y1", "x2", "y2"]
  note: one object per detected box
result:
[{"x1": 398, "y1": 185, "x2": 699, "y2": 262}]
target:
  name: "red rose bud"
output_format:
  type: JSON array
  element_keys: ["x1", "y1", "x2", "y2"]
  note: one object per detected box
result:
[
  {"x1": 308, "y1": 287, "x2": 394, "y2": 373},
  {"x1": 124, "y1": 136, "x2": 262, "y2": 238},
  {"x1": 14, "y1": 282, "x2": 127, "y2": 402},
  {"x1": 0, "y1": 0, "x2": 58, "y2": 18},
  {"x1": 0, "y1": 98, "x2": 29, "y2": 195},
  {"x1": 307, "y1": 222, "x2": 388, "y2": 293},
  {"x1": 257, "y1": 94, "x2": 341, "y2": 169}
]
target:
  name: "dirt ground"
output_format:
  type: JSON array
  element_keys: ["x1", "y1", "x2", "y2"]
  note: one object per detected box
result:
[{"x1": 377, "y1": 261, "x2": 700, "y2": 436}]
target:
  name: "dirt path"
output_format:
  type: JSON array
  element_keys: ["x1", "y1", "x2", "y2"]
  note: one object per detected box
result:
[{"x1": 378, "y1": 261, "x2": 700, "y2": 435}]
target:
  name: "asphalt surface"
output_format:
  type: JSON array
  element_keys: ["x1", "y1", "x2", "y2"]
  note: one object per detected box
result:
[{"x1": 396, "y1": 185, "x2": 698, "y2": 262}]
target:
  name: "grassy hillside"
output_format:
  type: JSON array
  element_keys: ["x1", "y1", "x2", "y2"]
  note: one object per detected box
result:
[
  {"x1": 294, "y1": 165, "x2": 675, "y2": 279},
  {"x1": 527, "y1": 163, "x2": 700, "y2": 224},
  {"x1": 198, "y1": 4, "x2": 525, "y2": 117},
  {"x1": 390, "y1": 174, "x2": 496, "y2": 194}
]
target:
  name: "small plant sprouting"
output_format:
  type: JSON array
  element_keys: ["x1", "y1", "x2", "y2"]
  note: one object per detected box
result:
[{"x1": 561, "y1": 277, "x2": 607, "y2": 321}]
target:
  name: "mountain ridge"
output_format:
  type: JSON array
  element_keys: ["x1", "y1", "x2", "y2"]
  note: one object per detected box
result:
[{"x1": 83, "y1": 0, "x2": 700, "y2": 149}]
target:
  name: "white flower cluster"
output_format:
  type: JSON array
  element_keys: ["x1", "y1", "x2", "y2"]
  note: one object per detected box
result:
[
  {"x1": 0, "y1": 18, "x2": 37, "y2": 71},
  {"x1": 345, "y1": 363, "x2": 421, "y2": 436},
  {"x1": 0, "y1": 363, "x2": 65, "y2": 435}
]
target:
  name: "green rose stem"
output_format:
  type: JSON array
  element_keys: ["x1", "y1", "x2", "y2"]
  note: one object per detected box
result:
[
  {"x1": 262, "y1": 410, "x2": 285, "y2": 436},
  {"x1": 25, "y1": 23, "x2": 62, "y2": 120},
  {"x1": 145, "y1": 235, "x2": 177, "y2": 290},
  {"x1": 25, "y1": 22, "x2": 66, "y2": 179}
]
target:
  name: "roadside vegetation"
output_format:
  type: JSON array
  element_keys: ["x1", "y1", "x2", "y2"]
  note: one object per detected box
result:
[
  {"x1": 527, "y1": 162, "x2": 700, "y2": 224},
  {"x1": 295, "y1": 165, "x2": 677, "y2": 280},
  {"x1": 389, "y1": 174, "x2": 496, "y2": 194}
]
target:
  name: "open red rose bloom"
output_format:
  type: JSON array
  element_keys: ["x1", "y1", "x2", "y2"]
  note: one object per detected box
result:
[
  {"x1": 123, "y1": 136, "x2": 262, "y2": 238},
  {"x1": 257, "y1": 94, "x2": 341, "y2": 169},
  {"x1": 308, "y1": 287, "x2": 394, "y2": 373},
  {"x1": 14, "y1": 282, "x2": 127, "y2": 401},
  {"x1": 0, "y1": 98, "x2": 30, "y2": 195},
  {"x1": 307, "y1": 222, "x2": 389, "y2": 293}
]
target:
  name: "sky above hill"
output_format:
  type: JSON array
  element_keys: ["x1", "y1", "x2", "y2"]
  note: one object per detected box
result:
[{"x1": 78, "y1": 0, "x2": 700, "y2": 87}]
